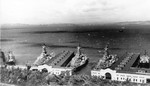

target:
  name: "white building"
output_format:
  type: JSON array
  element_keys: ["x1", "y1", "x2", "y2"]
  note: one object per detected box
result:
[
  {"x1": 91, "y1": 68, "x2": 150, "y2": 83},
  {"x1": 1, "y1": 64, "x2": 73, "y2": 76},
  {"x1": 30, "y1": 64, "x2": 73, "y2": 76},
  {"x1": 91, "y1": 53, "x2": 150, "y2": 83}
]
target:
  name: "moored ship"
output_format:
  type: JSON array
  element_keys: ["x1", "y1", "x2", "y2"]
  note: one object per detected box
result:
[
  {"x1": 69, "y1": 46, "x2": 89, "y2": 72},
  {"x1": 6, "y1": 51, "x2": 16, "y2": 65},
  {"x1": 33, "y1": 44, "x2": 55, "y2": 66},
  {"x1": 138, "y1": 50, "x2": 150, "y2": 68},
  {"x1": 95, "y1": 44, "x2": 118, "y2": 69}
]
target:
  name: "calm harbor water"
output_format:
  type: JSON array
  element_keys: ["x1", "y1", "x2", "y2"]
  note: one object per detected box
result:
[{"x1": 1, "y1": 24, "x2": 150, "y2": 74}]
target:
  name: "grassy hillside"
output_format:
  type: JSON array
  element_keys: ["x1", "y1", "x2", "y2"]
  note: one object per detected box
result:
[{"x1": 0, "y1": 66, "x2": 149, "y2": 86}]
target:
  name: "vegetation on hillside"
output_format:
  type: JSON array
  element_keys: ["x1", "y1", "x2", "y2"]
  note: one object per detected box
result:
[{"x1": 0, "y1": 66, "x2": 148, "y2": 86}]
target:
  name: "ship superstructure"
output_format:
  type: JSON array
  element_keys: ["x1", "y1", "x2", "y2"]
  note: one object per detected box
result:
[
  {"x1": 70, "y1": 46, "x2": 89, "y2": 72},
  {"x1": 6, "y1": 51, "x2": 16, "y2": 65},
  {"x1": 95, "y1": 44, "x2": 117, "y2": 69},
  {"x1": 138, "y1": 50, "x2": 150, "y2": 68},
  {"x1": 33, "y1": 44, "x2": 54, "y2": 66}
]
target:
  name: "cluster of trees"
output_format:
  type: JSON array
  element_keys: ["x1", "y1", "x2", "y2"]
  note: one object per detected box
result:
[
  {"x1": 1, "y1": 67, "x2": 48, "y2": 86},
  {"x1": 0, "y1": 66, "x2": 148, "y2": 86}
]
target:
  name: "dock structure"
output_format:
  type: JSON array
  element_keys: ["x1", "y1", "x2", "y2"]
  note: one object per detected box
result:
[
  {"x1": 30, "y1": 50, "x2": 75, "y2": 76},
  {"x1": 91, "y1": 52, "x2": 150, "y2": 83},
  {"x1": 0, "y1": 49, "x2": 75, "y2": 76},
  {"x1": 46, "y1": 51, "x2": 75, "y2": 67}
]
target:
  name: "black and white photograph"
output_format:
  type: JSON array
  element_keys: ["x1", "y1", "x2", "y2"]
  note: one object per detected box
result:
[{"x1": 1, "y1": 0, "x2": 150, "y2": 86}]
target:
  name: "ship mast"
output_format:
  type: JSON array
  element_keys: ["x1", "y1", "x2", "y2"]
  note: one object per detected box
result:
[
  {"x1": 76, "y1": 44, "x2": 81, "y2": 58},
  {"x1": 42, "y1": 44, "x2": 47, "y2": 54},
  {"x1": 144, "y1": 50, "x2": 147, "y2": 55},
  {"x1": 104, "y1": 44, "x2": 109, "y2": 57},
  {"x1": 95, "y1": 43, "x2": 109, "y2": 69},
  {"x1": 103, "y1": 43, "x2": 110, "y2": 59}
]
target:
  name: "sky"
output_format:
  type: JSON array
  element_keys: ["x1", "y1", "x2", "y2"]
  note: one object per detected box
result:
[{"x1": 1, "y1": 0, "x2": 150, "y2": 24}]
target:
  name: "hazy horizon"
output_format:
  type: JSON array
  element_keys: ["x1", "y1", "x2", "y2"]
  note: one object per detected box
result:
[
  {"x1": 1, "y1": 20, "x2": 150, "y2": 26},
  {"x1": 1, "y1": 0, "x2": 150, "y2": 24}
]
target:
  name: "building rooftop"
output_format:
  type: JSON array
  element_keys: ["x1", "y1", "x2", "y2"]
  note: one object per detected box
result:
[
  {"x1": 45, "y1": 51, "x2": 64, "y2": 65},
  {"x1": 122, "y1": 53, "x2": 140, "y2": 71},
  {"x1": 110, "y1": 52, "x2": 129, "y2": 70},
  {"x1": 112, "y1": 52, "x2": 150, "y2": 74},
  {"x1": 109, "y1": 52, "x2": 150, "y2": 74},
  {"x1": 45, "y1": 51, "x2": 74, "y2": 67},
  {"x1": 54, "y1": 51, "x2": 74, "y2": 67}
]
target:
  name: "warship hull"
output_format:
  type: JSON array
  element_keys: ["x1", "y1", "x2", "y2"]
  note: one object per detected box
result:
[{"x1": 72, "y1": 58, "x2": 89, "y2": 72}]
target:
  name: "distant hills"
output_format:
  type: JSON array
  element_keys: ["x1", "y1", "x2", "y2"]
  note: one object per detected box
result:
[
  {"x1": 114, "y1": 21, "x2": 150, "y2": 25},
  {"x1": 1, "y1": 21, "x2": 150, "y2": 28}
]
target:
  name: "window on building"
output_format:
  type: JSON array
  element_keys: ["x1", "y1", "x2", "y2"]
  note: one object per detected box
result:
[
  {"x1": 123, "y1": 78, "x2": 125, "y2": 80},
  {"x1": 135, "y1": 79, "x2": 137, "y2": 82},
  {"x1": 142, "y1": 80, "x2": 145, "y2": 83}
]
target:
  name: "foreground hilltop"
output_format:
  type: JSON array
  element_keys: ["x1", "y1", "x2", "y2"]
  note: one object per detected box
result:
[{"x1": 1, "y1": 66, "x2": 149, "y2": 86}]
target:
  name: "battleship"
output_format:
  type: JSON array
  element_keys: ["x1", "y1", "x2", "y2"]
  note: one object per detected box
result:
[
  {"x1": 95, "y1": 44, "x2": 118, "y2": 69},
  {"x1": 134, "y1": 50, "x2": 150, "y2": 68},
  {"x1": 69, "y1": 46, "x2": 89, "y2": 72},
  {"x1": 0, "y1": 50, "x2": 16, "y2": 65},
  {"x1": 6, "y1": 51, "x2": 16, "y2": 65},
  {"x1": 33, "y1": 44, "x2": 55, "y2": 66}
]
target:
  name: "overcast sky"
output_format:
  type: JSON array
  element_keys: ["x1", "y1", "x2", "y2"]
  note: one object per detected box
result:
[{"x1": 1, "y1": 0, "x2": 150, "y2": 24}]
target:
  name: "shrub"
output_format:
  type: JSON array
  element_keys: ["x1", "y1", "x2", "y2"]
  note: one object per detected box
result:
[{"x1": 1, "y1": 66, "x2": 148, "y2": 86}]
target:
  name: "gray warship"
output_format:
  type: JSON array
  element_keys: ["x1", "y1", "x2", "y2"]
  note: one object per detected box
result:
[
  {"x1": 69, "y1": 46, "x2": 89, "y2": 72},
  {"x1": 95, "y1": 44, "x2": 118, "y2": 69},
  {"x1": 33, "y1": 44, "x2": 55, "y2": 66},
  {"x1": 6, "y1": 51, "x2": 16, "y2": 65}
]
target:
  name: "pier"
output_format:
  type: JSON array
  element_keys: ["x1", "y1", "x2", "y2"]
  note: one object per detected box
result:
[{"x1": 45, "y1": 51, "x2": 75, "y2": 67}]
